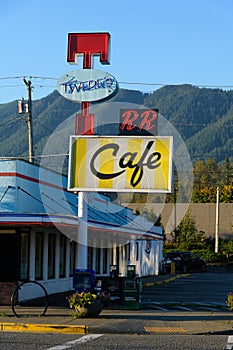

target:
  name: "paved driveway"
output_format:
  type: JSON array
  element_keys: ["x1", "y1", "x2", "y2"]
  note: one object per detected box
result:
[{"x1": 142, "y1": 267, "x2": 233, "y2": 311}]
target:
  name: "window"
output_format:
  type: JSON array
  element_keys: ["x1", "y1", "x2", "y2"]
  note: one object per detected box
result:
[
  {"x1": 136, "y1": 242, "x2": 139, "y2": 261},
  {"x1": 95, "y1": 248, "x2": 100, "y2": 274},
  {"x1": 59, "y1": 235, "x2": 66, "y2": 278},
  {"x1": 124, "y1": 244, "x2": 130, "y2": 262},
  {"x1": 20, "y1": 232, "x2": 29, "y2": 280},
  {"x1": 48, "y1": 234, "x2": 55, "y2": 279},
  {"x1": 69, "y1": 241, "x2": 76, "y2": 276},
  {"x1": 103, "y1": 248, "x2": 108, "y2": 274},
  {"x1": 125, "y1": 243, "x2": 130, "y2": 261},
  {"x1": 88, "y1": 246, "x2": 93, "y2": 270},
  {"x1": 35, "y1": 232, "x2": 43, "y2": 280},
  {"x1": 110, "y1": 247, "x2": 113, "y2": 266}
]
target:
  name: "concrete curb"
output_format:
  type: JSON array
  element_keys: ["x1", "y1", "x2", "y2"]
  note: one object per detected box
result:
[
  {"x1": 0, "y1": 322, "x2": 87, "y2": 334},
  {"x1": 142, "y1": 274, "x2": 190, "y2": 287}
]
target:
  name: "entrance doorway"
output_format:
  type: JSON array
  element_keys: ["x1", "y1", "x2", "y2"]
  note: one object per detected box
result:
[{"x1": 0, "y1": 232, "x2": 19, "y2": 282}]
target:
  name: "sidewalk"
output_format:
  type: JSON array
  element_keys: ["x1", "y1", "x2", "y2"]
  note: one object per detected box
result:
[{"x1": 0, "y1": 274, "x2": 233, "y2": 335}]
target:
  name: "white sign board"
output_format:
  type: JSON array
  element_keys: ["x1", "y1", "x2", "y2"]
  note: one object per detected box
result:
[{"x1": 57, "y1": 69, "x2": 118, "y2": 102}]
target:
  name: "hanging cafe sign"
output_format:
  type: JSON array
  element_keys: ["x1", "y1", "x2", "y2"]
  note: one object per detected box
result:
[{"x1": 68, "y1": 135, "x2": 173, "y2": 193}]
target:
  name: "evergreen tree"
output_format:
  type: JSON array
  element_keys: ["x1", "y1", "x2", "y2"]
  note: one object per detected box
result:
[{"x1": 175, "y1": 210, "x2": 205, "y2": 248}]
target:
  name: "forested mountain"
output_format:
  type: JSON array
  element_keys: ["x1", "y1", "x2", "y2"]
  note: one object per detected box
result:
[
  {"x1": 145, "y1": 84, "x2": 233, "y2": 143},
  {"x1": 0, "y1": 84, "x2": 232, "y2": 167}
]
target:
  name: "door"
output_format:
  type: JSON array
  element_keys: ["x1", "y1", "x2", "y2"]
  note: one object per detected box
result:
[{"x1": 0, "y1": 232, "x2": 19, "y2": 282}]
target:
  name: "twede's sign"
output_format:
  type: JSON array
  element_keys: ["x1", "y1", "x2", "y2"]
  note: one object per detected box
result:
[
  {"x1": 57, "y1": 69, "x2": 118, "y2": 102},
  {"x1": 68, "y1": 136, "x2": 173, "y2": 193}
]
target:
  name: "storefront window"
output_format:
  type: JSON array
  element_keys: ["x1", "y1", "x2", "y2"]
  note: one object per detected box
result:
[
  {"x1": 103, "y1": 248, "x2": 108, "y2": 274},
  {"x1": 95, "y1": 248, "x2": 100, "y2": 274},
  {"x1": 20, "y1": 232, "x2": 29, "y2": 280},
  {"x1": 69, "y1": 241, "x2": 76, "y2": 276},
  {"x1": 88, "y1": 246, "x2": 93, "y2": 270},
  {"x1": 59, "y1": 235, "x2": 66, "y2": 278},
  {"x1": 136, "y1": 242, "x2": 139, "y2": 261},
  {"x1": 35, "y1": 232, "x2": 43, "y2": 280},
  {"x1": 110, "y1": 247, "x2": 113, "y2": 266},
  {"x1": 125, "y1": 243, "x2": 130, "y2": 261},
  {"x1": 48, "y1": 234, "x2": 55, "y2": 279}
]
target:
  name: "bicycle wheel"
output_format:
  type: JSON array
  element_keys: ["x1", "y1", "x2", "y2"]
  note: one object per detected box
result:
[{"x1": 11, "y1": 280, "x2": 48, "y2": 317}]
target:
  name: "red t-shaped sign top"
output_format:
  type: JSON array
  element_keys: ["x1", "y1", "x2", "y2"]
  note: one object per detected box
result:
[
  {"x1": 67, "y1": 32, "x2": 110, "y2": 69},
  {"x1": 67, "y1": 32, "x2": 111, "y2": 135}
]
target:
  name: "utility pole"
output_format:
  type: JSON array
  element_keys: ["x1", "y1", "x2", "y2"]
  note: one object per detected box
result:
[
  {"x1": 215, "y1": 186, "x2": 220, "y2": 253},
  {"x1": 23, "y1": 79, "x2": 33, "y2": 163},
  {"x1": 174, "y1": 186, "x2": 177, "y2": 242}
]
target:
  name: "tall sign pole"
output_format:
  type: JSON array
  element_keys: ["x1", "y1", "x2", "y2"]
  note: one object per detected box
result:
[
  {"x1": 23, "y1": 79, "x2": 33, "y2": 163},
  {"x1": 67, "y1": 33, "x2": 110, "y2": 269},
  {"x1": 67, "y1": 33, "x2": 110, "y2": 135}
]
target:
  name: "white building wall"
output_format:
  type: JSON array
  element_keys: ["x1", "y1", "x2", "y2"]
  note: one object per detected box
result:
[
  {"x1": 138, "y1": 240, "x2": 162, "y2": 277},
  {"x1": 115, "y1": 239, "x2": 163, "y2": 278}
]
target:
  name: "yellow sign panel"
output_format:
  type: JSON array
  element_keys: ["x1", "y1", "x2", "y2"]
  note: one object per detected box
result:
[{"x1": 68, "y1": 136, "x2": 173, "y2": 193}]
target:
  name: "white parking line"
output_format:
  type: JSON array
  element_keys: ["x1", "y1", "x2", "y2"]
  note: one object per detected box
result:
[
  {"x1": 225, "y1": 336, "x2": 233, "y2": 350},
  {"x1": 175, "y1": 306, "x2": 193, "y2": 311},
  {"x1": 47, "y1": 334, "x2": 103, "y2": 350},
  {"x1": 146, "y1": 303, "x2": 168, "y2": 311}
]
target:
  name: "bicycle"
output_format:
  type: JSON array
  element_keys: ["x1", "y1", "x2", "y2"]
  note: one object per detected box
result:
[{"x1": 11, "y1": 280, "x2": 48, "y2": 317}]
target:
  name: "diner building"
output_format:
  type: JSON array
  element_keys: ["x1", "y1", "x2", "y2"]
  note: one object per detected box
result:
[{"x1": 0, "y1": 159, "x2": 163, "y2": 303}]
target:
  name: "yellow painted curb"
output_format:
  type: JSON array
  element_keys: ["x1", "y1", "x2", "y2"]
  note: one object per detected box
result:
[
  {"x1": 0, "y1": 322, "x2": 87, "y2": 334},
  {"x1": 142, "y1": 274, "x2": 190, "y2": 287}
]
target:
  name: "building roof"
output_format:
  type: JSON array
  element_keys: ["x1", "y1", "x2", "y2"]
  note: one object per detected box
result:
[{"x1": 0, "y1": 159, "x2": 163, "y2": 240}]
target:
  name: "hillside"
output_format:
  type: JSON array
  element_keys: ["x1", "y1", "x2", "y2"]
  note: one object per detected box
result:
[{"x1": 0, "y1": 84, "x2": 232, "y2": 170}]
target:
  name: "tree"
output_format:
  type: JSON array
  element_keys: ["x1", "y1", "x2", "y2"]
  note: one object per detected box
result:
[
  {"x1": 197, "y1": 186, "x2": 217, "y2": 203},
  {"x1": 175, "y1": 210, "x2": 205, "y2": 249},
  {"x1": 220, "y1": 185, "x2": 233, "y2": 203},
  {"x1": 193, "y1": 159, "x2": 219, "y2": 191},
  {"x1": 192, "y1": 158, "x2": 233, "y2": 202},
  {"x1": 220, "y1": 239, "x2": 233, "y2": 261},
  {"x1": 220, "y1": 157, "x2": 233, "y2": 186}
]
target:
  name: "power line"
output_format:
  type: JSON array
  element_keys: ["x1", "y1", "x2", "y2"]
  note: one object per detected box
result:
[
  {"x1": 0, "y1": 116, "x2": 22, "y2": 128},
  {"x1": 0, "y1": 76, "x2": 57, "y2": 81},
  {"x1": 1, "y1": 75, "x2": 233, "y2": 90},
  {"x1": 119, "y1": 81, "x2": 233, "y2": 89}
]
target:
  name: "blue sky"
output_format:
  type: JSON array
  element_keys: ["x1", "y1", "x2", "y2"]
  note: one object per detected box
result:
[{"x1": 1, "y1": 0, "x2": 233, "y2": 103}]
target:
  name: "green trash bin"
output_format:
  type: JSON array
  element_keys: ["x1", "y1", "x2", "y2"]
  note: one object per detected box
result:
[{"x1": 121, "y1": 277, "x2": 142, "y2": 310}]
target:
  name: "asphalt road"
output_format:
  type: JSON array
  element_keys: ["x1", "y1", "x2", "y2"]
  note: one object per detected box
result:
[
  {"x1": 0, "y1": 332, "x2": 229, "y2": 350},
  {"x1": 142, "y1": 268, "x2": 233, "y2": 310}
]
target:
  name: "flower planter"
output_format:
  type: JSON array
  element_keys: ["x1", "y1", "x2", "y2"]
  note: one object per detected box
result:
[
  {"x1": 67, "y1": 291, "x2": 109, "y2": 318},
  {"x1": 73, "y1": 300, "x2": 104, "y2": 318}
]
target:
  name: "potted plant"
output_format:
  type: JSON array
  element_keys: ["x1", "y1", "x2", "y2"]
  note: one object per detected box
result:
[
  {"x1": 67, "y1": 291, "x2": 110, "y2": 318},
  {"x1": 226, "y1": 292, "x2": 233, "y2": 311}
]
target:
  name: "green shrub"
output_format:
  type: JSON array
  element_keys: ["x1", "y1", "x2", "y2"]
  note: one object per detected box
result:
[{"x1": 191, "y1": 249, "x2": 227, "y2": 263}]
